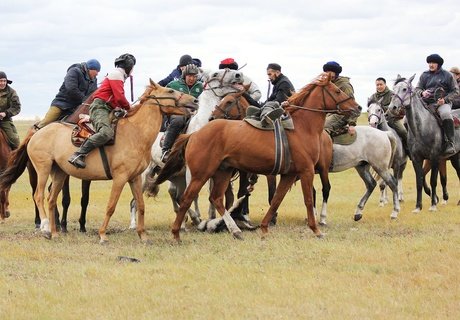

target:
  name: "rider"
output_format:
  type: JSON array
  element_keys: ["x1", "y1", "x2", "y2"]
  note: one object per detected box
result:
[
  {"x1": 369, "y1": 77, "x2": 409, "y2": 155},
  {"x1": 415, "y1": 54, "x2": 459, "y2": 156},
  {"x1": 158, "y1": 54, "x2": 193, "y2": 87},
  {"x1": 449, "y1": 66, "x2": 460, "y2": 110},
  {"x1": 0, "y1": 71, "x2": 21, "y2": 149},
  {"x1": 161, "y1": 64, "x2": 203, "y2": 162},
  {"x1": 261, "y1": 63, "x2": 295, "y2": 123},
  {"x1": 322, "y1": 61, "x2": 361, "y2": 137},
  {"x1": 68, "y1": 53, "x2": 136, "y2": 168},
  {"x1": 36, "y1": 59, "x2": 101, "y2": 129},
  {"x1": 218, "y1": 58, "x2": 262, "y2": 103}
]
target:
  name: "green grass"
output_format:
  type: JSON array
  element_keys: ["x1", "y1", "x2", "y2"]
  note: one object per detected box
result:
[{"x1": 0, "y1": 119, "x2": 459, "y2": 320}]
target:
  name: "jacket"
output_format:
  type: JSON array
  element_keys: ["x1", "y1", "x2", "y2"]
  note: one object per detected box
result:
[
  {"x1": 51, "y1": 62, "x2": 98, "y2": 111},
  {"x1": 0, "y1": 85, "x2": 21, "y2": 120},
  {"x1": 415, "y1": 68, "x2": 459, "y2": 104},
  {"x1": 166, "y1": 79, "x2": 203, "y2": 98},
  {"x1": 93, "y1": 68, "x2": 130, "y2": 110},
  {"x1": 267, "y1": 74, "x2": 295, "y2": 104}
]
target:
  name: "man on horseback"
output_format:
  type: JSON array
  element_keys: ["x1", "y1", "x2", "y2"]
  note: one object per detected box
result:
[
  {"x1": 261, "y1": 63, "x2": 295, "y2": 123},
  {"x1": 369, "y1": 77, "x2": 409, "y2": 155},
  {"x1": 323, "y1": 61, "x2": 361, "y2": 137},
  {"x1": 218, "y1": 58, "x2": 262, "y2": 102},
  {"x1": 36, "y1": 59, "x2": 101, "y2": 129},
  {"x1": 161, "y1": 64, "x2": 203, "y2": 162},
  {"x1": 68, "y1": 54, "x2": 136, "y2": 169},
  {"x1": 0, "y1": 71, "x2": 21, "y2": 149},
  {"x1": 415, "y1": 54, "x2": 459, "y2": 156}
]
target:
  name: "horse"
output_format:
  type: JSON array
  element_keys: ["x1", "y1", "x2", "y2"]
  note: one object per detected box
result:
[
  {"x1": 313, "y1": 125, "x2": 400, "y2": 225},
  {"x1": 0, "y1": 80, "x2": 198, "y2": 243},
  {"x1": 0, "y1": 129, "x2": 12, "y2": 222},
  {"x1": 150, "y1": 72, "x2": 360, "y2": 241},
  {"x1": 137, "y1": 69, "x2": 246, "y2": 230},
  {"x1": 387, "y1": 74, "x2": 460, "y2": 212},
  {"x1": 422, "y1": 158, "x2": 460, "y2": 206},
  {"x1": 367, "y1": 98, "x2": 408, "y2": 205}
]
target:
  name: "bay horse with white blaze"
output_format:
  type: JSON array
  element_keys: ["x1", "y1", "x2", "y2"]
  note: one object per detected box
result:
[
  {"x1": 152, "y1": 73, "x2": 360, "y2": 241},
  {"x1": 0, "y1": 80, "x2": 198, "y2": 243}
]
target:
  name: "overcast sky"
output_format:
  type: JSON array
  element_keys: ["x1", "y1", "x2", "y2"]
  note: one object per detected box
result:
[{"x1": 1, "y1": 0, "x2": 459, "y2": 119}]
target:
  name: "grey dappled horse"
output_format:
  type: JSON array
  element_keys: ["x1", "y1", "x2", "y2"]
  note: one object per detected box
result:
[
  {"x1": 317, "y1": 126, "x2": 400, "y2": 225},
  {"x1": 367, "y1": 98, "x2": 408, "y2": 205},
  {"x1": 387, "y1": 74, "x2": 460, "y2": 212}
]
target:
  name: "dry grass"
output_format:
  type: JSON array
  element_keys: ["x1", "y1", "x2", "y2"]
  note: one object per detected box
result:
[{"x1": 0, "y1": 119, "x2": 459, "y2": 320}]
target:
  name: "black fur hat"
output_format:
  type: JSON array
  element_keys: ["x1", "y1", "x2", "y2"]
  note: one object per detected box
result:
[{"x1": 426, "y1": 54, "x2": 444, "y2": 66}]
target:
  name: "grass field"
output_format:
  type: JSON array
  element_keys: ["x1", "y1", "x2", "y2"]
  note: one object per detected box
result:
[{"x1": 0, "y1": 119, "x2": 459, "y2": 319}]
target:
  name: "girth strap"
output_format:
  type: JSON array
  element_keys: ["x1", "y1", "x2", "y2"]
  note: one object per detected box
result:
[
  {"x1": 270, "y1": 119, "x2": 291, "y2": 175},
  {"x1": 98, "y1": 147, "x2": 112, "y2": 179}
]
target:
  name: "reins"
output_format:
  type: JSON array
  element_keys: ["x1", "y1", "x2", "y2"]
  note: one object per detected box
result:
[{"x1": 287, "y1": 84, "x2": 354, "y2": 113}]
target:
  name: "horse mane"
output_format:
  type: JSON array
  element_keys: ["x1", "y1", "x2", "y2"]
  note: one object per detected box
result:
[
  {"x1": 288, "y1": 73, "x2": 330, "y2": 107},
  {"x1": 126, "y1": 84, "x2": 155, "y2": 117},
  {"x1": 367, "y1": 95, "x2": 379, "y2": 107},
  {"x1": 394, "y1": 77, "x2": 407, "y2": 86}
]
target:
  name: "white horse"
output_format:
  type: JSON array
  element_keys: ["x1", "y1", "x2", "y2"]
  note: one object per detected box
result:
[
  {"x1": 129, "y1": 69, "x2": 245, "y2": 228},
  {"x1": 367, "y1": 98, "x2": 408, "y2": 205},
  {"x1": 316, "y1": 126, "x2": 400, "y2": 225}
]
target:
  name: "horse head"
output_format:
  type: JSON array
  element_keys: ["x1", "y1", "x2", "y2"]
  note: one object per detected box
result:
[
  {"x1": 201, "y1": 69, "x2": 245, "y2": 96},
  {"x1": 388, "y1": 74, "x2": 416, "y2": 117},
  {"x1": 209, "y1": 83, "x2": 251, "y2": 121},
  {"x1": 287, "y1": 72, "x2": 360, "y2": 115},
  {"x1": 136, "y1": 79, "x2": 199, "y2": 116},
  {"x1": 367, "y1": 97, "x2": 385, "y2": 128}
]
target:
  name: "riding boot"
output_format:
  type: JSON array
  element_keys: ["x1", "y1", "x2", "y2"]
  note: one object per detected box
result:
[
  {"x1": 442, "y1": 119, "x2": 457, "y2": 156},
  {"x1": 161, "y1": 125, "x2": 181, "y2": 162},
  {"x1": 68, "y1": 140, "x2": 97, "y2": 169}
]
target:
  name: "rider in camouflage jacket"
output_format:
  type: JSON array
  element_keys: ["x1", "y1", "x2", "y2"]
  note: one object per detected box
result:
[{"x1": 0, "y1": 71, "x2": 21, "y2": 149}]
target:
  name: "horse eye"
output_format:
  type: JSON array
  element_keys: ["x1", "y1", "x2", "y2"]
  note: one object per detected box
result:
[
  {"x1": 168, "y1": 89, "x2": 174, "y2": 94},
  {"x1": 212, "y1": 72, "x2": 218, "y2": 77}
]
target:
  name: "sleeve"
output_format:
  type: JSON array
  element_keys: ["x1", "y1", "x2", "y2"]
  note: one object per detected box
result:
[
  {"x1": 158, "y1": 69, "x2": 179, "y2": 87},
  {"x1": 248, "y1": 82, "x2": 262, "y2": 101},
  {"x1": 64, "y1": 68, "x2": 85, "y2": 102},
  {"x1": 108, "y1": 79, "x2": 130, "y2": 110},
  {"x1": 415, "y1": 74, "x2": 426, "y2": 95},
  {"x1": 273, "y1": 81, "x2": 292, "y2": 104},
  {"x1": 6, "y1": 89, "x2": 21, "y2": 118},
  {"x1": 445, "y1": 73, "x2": 459, "y2": 103}
]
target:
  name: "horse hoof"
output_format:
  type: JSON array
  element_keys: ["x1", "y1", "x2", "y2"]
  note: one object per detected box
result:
[
  {"x1": 412, "y1": 208, "x2": 421, "y2": 213},
  {"x1": 42, "y1": 231, "x2": 52, "y2": 240},
  {"x1": 354, "y1": 214, "x2": 362, "y2": 221},
  {"x1": 5, "y1": 210, "x2": 10, "y2": 218},
  {"x1": 441, "y1": 200, "x2": 447, "y2": 206},
  {"x1": 316, "y1": 232, "x2": 326, "y2": 239},
  {"x1": 457, "y1": 200, "x2": 460, "y2": 206},
  {"x1": 318, "y1": 222, "x2": 327, "y2": 226},
  {"x1": 35, "y1": 224, "x2": 41, "y2": 229},
  {"x1": 429, "y1": 206, "x2": 437, "y2": 212},
  {"x1": 79, "y1": 227, "x2": 87, "y2": 233},
  {"x1": 233, "y1": 231, "x2": 244, "y2": 240},
  {"x1": 99, "y1": 239, "x2": 109, "y2": 245}
]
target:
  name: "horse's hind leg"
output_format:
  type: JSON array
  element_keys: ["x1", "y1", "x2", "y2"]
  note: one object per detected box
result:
[
  {"x1": 79, "y1": 180, "x2": 91, "y2": 232},
  {"x1": 27, "y1": 162, "x2": 40, "y2": 228},
  {"x1": 129, "y1": 175, "x2": 149, "y2": 244},
  {"x1": 354, "y1": 165, "x2": 377, "y2": 221},
  {"x1": 59, "y1": 176, "x2": 71, "y2": 233},
  {"x1": 47, "y1": 170, "x2": 69, "y2": 239},
  {"x1": 438, "y1": 160, "x2": 448, "y2": 205},
  {"x1": 428, "y1": 161, "x2": 439, "y2": 211},
  {"x1": 99, "y1": 179, "x2": 127, "y2": 244},
  {"x1": 377, "y1": 169, "x2": 400, "y2": 219},
  {"x1": 447, "y1": 154, "x2": 460, "y2": 205}
]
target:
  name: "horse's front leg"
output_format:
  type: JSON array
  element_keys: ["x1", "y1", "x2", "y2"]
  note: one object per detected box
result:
[
  {"x1": 298, "y1": 170, "x2": 322, "y2": 237},
  {"x1": 99, "y1": 179, "x2": 126, "y2": 244},
  {"x1": 429, "y1": 160, "x2": 439, "y2": 211},
  {"x1": 129, "y1": 175, "x2": 150, "y2": 244},
  {"x1": 412, "y1": 158, "x2": 425, "y2": 212},
  {"x1": 47, "y1": 171, "x2": 68, "y2": 239},
  {"x1": 354, "y1": 165, "x2": 377, "y2": 221},
  {"x1": 79, "y1": 180, "x2": 91, "y2": 232},
  {"x1": 260, "y1": 174, "x2": 297, "y2": 236}
]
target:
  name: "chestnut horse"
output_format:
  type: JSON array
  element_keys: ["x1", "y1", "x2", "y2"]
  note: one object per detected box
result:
[
  {"x1": 0, "y1": 129, "x2": 11, "y2": 221},
  {"x1": 152, "y1": 73, "x2": 360, "y2": 241},
  {"x1": 0, "y1": 80, "x2": 198, "y2": 243}
]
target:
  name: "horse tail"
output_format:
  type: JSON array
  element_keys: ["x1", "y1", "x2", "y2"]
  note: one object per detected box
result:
[
  {"x1": 148, "y1": 134, "x2": 191, "y2": 198},
  {"x1": 0, "y1": 128, "x2": 34, "y2": 191},
  {"x1": 386, "y1": 131, "x2": 397, "y2": 169}
]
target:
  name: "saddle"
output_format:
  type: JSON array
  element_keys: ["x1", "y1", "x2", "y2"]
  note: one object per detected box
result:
[
  {"x1": 331, "y1": 131, "x2": 358, "y2": 145},
  {"x1": 243, "y1": 106, "x2": 294, "y2": 130},
  {"x1": 70, "y1": 112, "x2": 120, "y2": 147},
  {"x1": 424, "y1": 102, "x2": 460, "y2": 129}
]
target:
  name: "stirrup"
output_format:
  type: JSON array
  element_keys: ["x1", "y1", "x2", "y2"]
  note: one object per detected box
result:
[
  {"x1": 68, "y1": 153, "x2": 86, "y2": 169},
  {"x1": 160, "y1": 150, "x2": 170, "y2": 163},
  {"x1": 443, "y1": 143, "x2": 456, "y2": 157}
]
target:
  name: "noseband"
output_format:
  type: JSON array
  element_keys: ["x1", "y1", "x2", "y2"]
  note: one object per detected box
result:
[
  {"x1": 212, "y1": 96, "x2": 245, "y2": 120},
  {"x1": 204, "y1": 69, "x2": 242, "y2": 98},
  {"x1": 392, "y1": 81, "x2": 413, "y2": 109}
]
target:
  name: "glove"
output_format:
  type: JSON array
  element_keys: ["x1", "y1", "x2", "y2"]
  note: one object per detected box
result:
[{"x1": 114, "y1": 108, "x2": 128, "y2": 118}]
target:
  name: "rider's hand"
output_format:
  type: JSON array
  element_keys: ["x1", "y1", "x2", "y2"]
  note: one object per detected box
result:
[
  {"x1": 422, "y1": 90, "x2": 431, "y2": 98},
  {"x1": 0, "y1": 112, "x2": 6, "y2": 120},
  {"x1": 437, "y1": 98, "x2": 445, "y2": 106},
  {"x1": 348, "y1": 126, "x2": 356, "y2": 136},
  {"x1": 281, "y1": 101, "x2": 289, "y2": 107}
]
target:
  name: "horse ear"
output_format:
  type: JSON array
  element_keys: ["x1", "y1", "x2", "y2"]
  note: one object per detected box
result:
[
  {"x1": 408, "y1": 74, "x2": 416, "y2": 83},
  {"x1": 149, "y1": 78, "x2": 159, "y2": 88},
  {"x1": 396, "y1": 74, "x2": 402, "y2": 81}
]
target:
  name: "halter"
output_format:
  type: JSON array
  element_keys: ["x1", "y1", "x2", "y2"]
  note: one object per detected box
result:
[
  {"x1": 203, "y1": 68, "x2": 242, "y2": 98},
  {"x1": 143, "y1": 92, "x2": 186, "y2": 108},
  {"x1": 367, "y1": 102, "x2": 384, "y2": 126},
  {"x1": 392, "y1": 80, "x2": 413, "y2": 110},
  {"x1": 288, "y1": 84, "x2": 354, "y2": 113}
]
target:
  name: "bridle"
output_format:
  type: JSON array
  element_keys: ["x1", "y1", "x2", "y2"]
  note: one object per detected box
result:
[
  {"x1": 288, "y1": 83, "x2": 354, "y2": 113},
  {"x1": 392, "y1": 80, "x2": 413, "y2": 110},
  {"x1": 211, "y1": 95, "x2": 246, "y2": 120},
  {"x1": 367, "y1": 102, "x2": 384, "y2": 126},
  {"x1": 140, "y1": 91, "x2": 196, "y2": 115},
  {"x1": 203, "y1": 68, "x2": 242, "y2": 98}
]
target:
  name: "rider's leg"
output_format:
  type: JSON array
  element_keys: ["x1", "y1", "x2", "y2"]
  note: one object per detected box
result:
[
  {"x1": 161, "y1": 115, "x2": 186, "y2": 161},
  {"x1": 439, "y1": 104, "x2": 456, "y2": 156}
]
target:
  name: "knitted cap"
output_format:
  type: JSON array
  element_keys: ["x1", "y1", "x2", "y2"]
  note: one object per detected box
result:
[
  {"x1": 86, "y1": 59, "x2": 101, "y2": 71},
  {"x1": 179, "y1": 54, "x2": 193, "y2": 67},
  {"x1": 0, "y1": 71, "x2": 12, "y2": 84}
]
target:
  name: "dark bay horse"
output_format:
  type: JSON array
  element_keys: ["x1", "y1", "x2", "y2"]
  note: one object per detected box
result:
[
  {"x1": 0, "y1": 129, "x2": 11, "y2": 221},
  {"x1": 423, "y1": 157, "x2": 460, "y2": 206},
  {"x1": 388, "y1": 74, "x2": 460, "y2": 212},
  {"x1": 151, "y1": 73, "x2": 360, "y2": 241},
  {"x1": 0, "y1": 80, "x2": 198, "y2": 243}
]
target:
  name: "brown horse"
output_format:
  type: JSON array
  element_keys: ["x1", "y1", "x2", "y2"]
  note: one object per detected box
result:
[
  {"x1": 423, "y1": 158, "x2": 460, "y2": 206},
  {"x1": 0, "y1": 80, "x2": 198, "y2": 243},
  {"x1": 0, "y1": 129, "x2": 12, "y2": 221},
  {"x1": 152, "y1": 72, "x2": 359, "y2": 241}
]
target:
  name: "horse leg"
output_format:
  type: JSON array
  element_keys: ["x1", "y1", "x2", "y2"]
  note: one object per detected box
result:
[
  {"x1": 376, "y1": 168, "x2": 400, "y2": 219},
  {"x1": 260, "y1": 174, "x2": 297, "y2": 235},
  {"x1": 27, "y1": 162, "x2": 40, "y2": 229},
  {"x1": 428, "y1": 161, "x2": 439, "y2": 211},
  {"x1": 79, "y1": 180, "x2": 91, "y2": 232},
  {"x1": 99, "y1": 179, "x2": 127, "y2": 244},
  {"x1": 33, "y1": 162, "x2": 53, "y2": 237},
  {"x1": 266, "y1": 175, "x2": 278, "y2": 225},
  {"x1": 129, "y1": 198, "x2": 137, "y2": 230},
  {"x1": 47, "y1": 170, "x2": 68, "y2": 239},
  {"x1": 298, "y1": 171, "x2": 323, "y2": 237},
  {"x1": 207, "y1": 179, "x2": 217, "y2": 219},
  {"x1": 129, "y1": 175, "x2": 149, "y2": 244},
  {"x1": 354, "y1": 165, "x2": 377, "y2": 221},
  {"x1": 208, "y1": 170, "x2": 243, "y2": 239},
  {"x1": 317, "y1": 169, "x2": 331, "y2": 226},
  {"x1": 438, "y1": 159, "x2": 448, "y2": 205},
  {"x1": 378, "y1": 179, "x2": 388, "y2": 207},
  {"x1": 59, "y1": 176, "x2": 71, "y2": 233},
  {"x1": 422, "y1": 160, "x2": 433, "y2": 199},
  {"x1": 225, "y1": 180, "x2": 234, "y2": 210},
  {"x1": 447, "y1": 154, "x2": 460, "y2": 205},
  {"x1": 412, "y1": 159, "x2": 425, "y2": 212}
]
